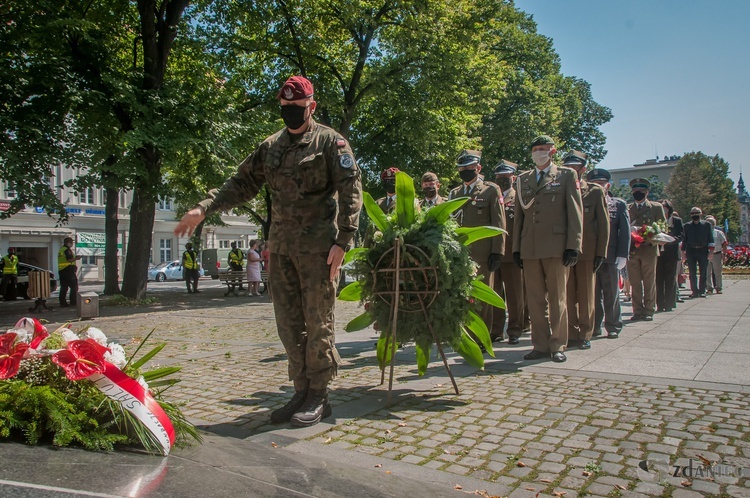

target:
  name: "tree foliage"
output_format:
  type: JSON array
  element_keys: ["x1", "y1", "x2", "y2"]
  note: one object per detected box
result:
[{"x1": 665, "y1": 152, "x2": 740, "y2": 240}]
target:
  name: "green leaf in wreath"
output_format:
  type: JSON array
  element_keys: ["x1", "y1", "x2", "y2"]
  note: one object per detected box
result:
[
  {"x1": 424, "y1": 197, "x2": 468, "y2": 224},
  {"x1": 337, "y1": 280, "x2": 363, "y2": 301},
  {"x1": 415, "y1": 343, "x2": 430, "y2": 376},
  {"x1": 455, "y1": 226, "x2": 506, "y2": 246},
  {"x1": 395, "y1": 172, "x2": 416, "y2": 228},
  {"x1": 344, "y1": 311, "x2": 375, "y2": 332},
  {"x1": 470, "y1": 279, "x2": 506, "y2": 309},
  {"x1": 376, "y1": 331, "x2": 397, "y2": 370},
  {"x1": 363, "y1": 192, "x2": 390, "y2": 232},
  {"x1": 130, "y1": 343, "x2": 167, "y2": 370},
  {"x1": 343, "y1": 247, "x2": 367, "y2": 265},
  {"x1": 464, "y1": 309, "x2": 495, "y2": 357},
  {"x1": 452, "y1": 330, "x2": 484, "y2": 369},
  {"x1": 141, "y1": 366, "x2": 182, "y2": 382}
]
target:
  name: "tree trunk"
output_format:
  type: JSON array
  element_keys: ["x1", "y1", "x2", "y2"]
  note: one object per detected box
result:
[{"x1": 103, "y1": 186, "x2": 120, "y2": 295}]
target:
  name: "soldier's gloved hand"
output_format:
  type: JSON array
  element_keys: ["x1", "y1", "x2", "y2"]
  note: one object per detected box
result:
[
  {"x1": 488, "y1": 253, "x2": 502, "y2": 273},
  {"x1": 562, "y1": 249, "x2": 579, "y2": 267},
  {"x1": 616, "y1": 256, "x2": 627, "y2": 270},
  {"x1": 593, "y1": 256, "x2": 605, "y2": 273},
  {"x1": 513, "y1": 252, "x2": 523, "y2": 269}
]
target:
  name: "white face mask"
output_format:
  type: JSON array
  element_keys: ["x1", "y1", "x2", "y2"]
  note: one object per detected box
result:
[{"x1": 532, "y1": 150, "x2": 550, "y2": 167}]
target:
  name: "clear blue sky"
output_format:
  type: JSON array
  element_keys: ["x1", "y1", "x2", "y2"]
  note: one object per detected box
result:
[{"x1": 520, "y1": 0, "x2": 749, "y2": 186}]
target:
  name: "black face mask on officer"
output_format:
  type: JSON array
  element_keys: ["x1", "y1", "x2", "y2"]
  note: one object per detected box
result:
[
  {"x1": 632, "y1": 191, "x2": 647, "y2": 202},
  {"x1": 459, "y1": 169, "x2": 478, "y2": 183},
  {"x1": 691, "y1": 214, "x2": 701, "y2": 222},
  {"x1": 422, "y1": 186, "x2": 437, "y2": 198},
  {"x1": 383, "y1": 180, "x2": 396, "y2": 194},
  {"x1": 280, "y1": 104, "x2": 308, "y2": 130},
  {"x1": 496, "y1": 177, "x2": 512, "y2": 191}
]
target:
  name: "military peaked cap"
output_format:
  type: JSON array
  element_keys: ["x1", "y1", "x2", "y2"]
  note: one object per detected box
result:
[
  {"x1": 629, "y1": 178, "x2": 651, "y2": 189},
  {"x1": 563, "y1": 150, "x2": 587, "y2": 167},
  {"x1": 494, "y1": 159, "x2": 518, "y2": 175},
  {"x1": 587, "y1": 168, "x2": 611, "y2": 182},
  {"x1": 456, "y1": 149, "x2": 482, "y2": 167}
]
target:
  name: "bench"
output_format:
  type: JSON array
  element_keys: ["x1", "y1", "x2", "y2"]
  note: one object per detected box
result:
[{"x1": 217, "y1": 270, "x2": 269, "y2": 297}]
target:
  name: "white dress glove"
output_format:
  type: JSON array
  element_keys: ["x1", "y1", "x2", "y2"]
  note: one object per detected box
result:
[{"x1": 616, "y1": 256, "x2": 627, "y2": 270}]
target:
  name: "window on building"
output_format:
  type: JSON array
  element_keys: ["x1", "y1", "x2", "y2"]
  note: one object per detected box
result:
[
  {"x1": 80, "y1": 255, "x2": 96, "y2": 266},
  {"x1": 219, "y1": 240, "x2": 230, "y2": 249},
  {"x1": 4, "y1": 182, "x2": 17, "y2": 199},
  {"x1": 619, "y1": 179, "x2": 629, "y2": 187},
  {"x1": 159, "y1": 239, "x2": 172, "y2": 262},
  {"x1": 157, "y1": 196, "x2": 173, "y2": 211},
  {"x1": 79, "y1": 187, "x2": 95, "y2": 204},
  {"x1": 236, "y1": 240, "x2": 245, "y2": 248},
  {"x1": 119, "y1": 190, "x2": 128, "y2": 209}
]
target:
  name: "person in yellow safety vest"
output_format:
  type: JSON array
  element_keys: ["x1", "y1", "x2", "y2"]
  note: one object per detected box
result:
[
  {"x1": 1, "y1": 247, "x2": 19, "y2": 300},
  {"x1": 58, "y1": 237, "x2": 81, "y2": 307},
  {"x1": 228, "y1": 241, "x2": 245, "y2": 291},
  {"x1": 182, "y1": 242, "x2": 200, "y2": 293}
]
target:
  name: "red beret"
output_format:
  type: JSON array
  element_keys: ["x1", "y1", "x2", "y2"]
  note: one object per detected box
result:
[
  {"x1": 277, "y1": 75, "x2": 314, "y2": 100},
  {"x1": 380, "y1": 167, "x2": 400, "y2": 180}
]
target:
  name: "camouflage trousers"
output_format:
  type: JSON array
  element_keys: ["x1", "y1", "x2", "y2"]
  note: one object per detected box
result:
[{"x1": 269, "y1": 252, "x2": 341, "y2": 391}]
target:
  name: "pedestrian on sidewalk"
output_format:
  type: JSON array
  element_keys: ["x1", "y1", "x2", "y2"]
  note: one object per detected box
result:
[
  {"x1": 175, "y1": 75, "x2": 362, "y2": 428},
  {"x1": 58, "y1": 237, "x2": 82, "y2": 307},
  {"x1": 656, "y1": 199, "x2": 683, "y2": 312},
  {"x1": 704, "y1": 216, "x2": 727, "y2": 294},
  {"x1": 228, "y1": 241, "x2": 245, "y2": 291},
  {"x1": 246, "y1": 239, "x2": 262, "y2": 296},
  {"x1": 682, "y1": 207, "x2": 714, "y2": 298},
  {"x1": 182, "y1": 242, "x2": 200, "y2": 294}
]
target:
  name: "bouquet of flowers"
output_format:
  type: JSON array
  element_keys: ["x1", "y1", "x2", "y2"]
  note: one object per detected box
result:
[
  {"x1": 0, "y1": 318, "x2": 200, "y2": 454},
  {"x1": 725, "y1": 246, "x2": 750, "y2": 268},
  {"x1": 630, "y1": 220, "x2": 673, "y2": 254}
]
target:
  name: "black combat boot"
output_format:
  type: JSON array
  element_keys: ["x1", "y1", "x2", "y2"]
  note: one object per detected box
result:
[
  {"x1": 290, "y1": 388, "x2": 332, "y2": 427},
  {"x1": 270, "y1": 390, "x2": 308, "y2": 424}
]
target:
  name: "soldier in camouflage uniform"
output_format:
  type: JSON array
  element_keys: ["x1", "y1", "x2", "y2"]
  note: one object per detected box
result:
[{"x1": 175, "y1": 76, "x2": 362, "y2": 428}]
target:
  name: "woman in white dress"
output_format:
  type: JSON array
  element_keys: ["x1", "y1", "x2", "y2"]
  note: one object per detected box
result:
[{"x1": 246, "y1": 239, "x2": 262, "y2": 296}]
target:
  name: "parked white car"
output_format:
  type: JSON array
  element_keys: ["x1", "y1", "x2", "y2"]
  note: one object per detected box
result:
[{"x1": 147, "y1": 261, "x2": 204, "y2": 282}]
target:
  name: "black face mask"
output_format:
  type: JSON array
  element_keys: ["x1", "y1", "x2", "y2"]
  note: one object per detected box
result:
[
  {"x1": 459, "y1": 170, "x2": 478, "y2": 183},
  {"x1": 497, "y1": 178, "x2": 512, "y2": 191},
  {"x1": 692, "y1": 215, "x2": 701, "y2": 221},
  {"x1": 383, "y1": 181, "x2": 396, "y2": 194},
  {"x1": 422, "y1": 187, "x2": 437, "y2": 198},
  {"x1": 281, "y1": 104, "x2": 308, "y2": 130},
  {"x1": 632, "y1": 191, "x2": 646, "y2": 202}
]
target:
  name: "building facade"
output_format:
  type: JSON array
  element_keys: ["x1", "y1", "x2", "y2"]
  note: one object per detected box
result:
[
  {"x1": 0, "y1": 169, "x2": 259, "y2": 281},
  {"x1": 607, "y1": 156, "x2": 681, "y2": 189}
]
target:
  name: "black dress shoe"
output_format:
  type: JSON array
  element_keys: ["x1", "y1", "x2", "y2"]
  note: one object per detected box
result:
[
  {"x1": 592, "y1": 330, "x2": 603, "y2": 337},
  {"x1": 490, "y1": 335, "x2": 503, "y2": 343},
  {"x1": 524, "y1": 350, "x2": 548, "y2": 360},
  {"x1": 551, "y1": 352, "x2": 567, "y2": 363},
  {"x1": 689, "y1": 293, "x2": 699, "y2": 298},
  {"x1": 699, "y1": 293, "x2": 707, "y2": 298},
  {"x1": 607, "y1": 331, "x2": 620, "y2": 339},
  {"x1": 580, "y1": 340, "x2": 591, "y2": 349},
  {"x1": 629, "y1": 315, "x2": 642, "y2": 322},
  {"x1": 508, "y1": 337, "x2": 520, "y2": 345},
  {"x1": 567, "y1": 339, "x2": 580, "y2": 348},
  {"x1": 642, "y1": 315, "x2": 653, "y2": 321},
  {"x1": 676, "y1": 298, "x2": 685, "y2": 303}
]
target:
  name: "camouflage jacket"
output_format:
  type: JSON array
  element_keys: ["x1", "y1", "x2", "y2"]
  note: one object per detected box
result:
[{"x1": 199, "y1": 120, "x2": 362, "y2": 256}]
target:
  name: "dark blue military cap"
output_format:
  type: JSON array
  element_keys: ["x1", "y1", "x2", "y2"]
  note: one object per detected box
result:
[
  {"x1": 494, "y1": 159, "x2": 518, "y2": 175},
  {"x1": 629, "y1": 177, "x2": 651, "y2": 189},
  {"x1": 456, "y1": 149, "x2": 482, "y2": 167},
  {"x1": 586, "y1": 168, "x2": 611, "y2": 182},
  {"x1": 563, "y1": 150, "x2": 587, "y2": 167}
]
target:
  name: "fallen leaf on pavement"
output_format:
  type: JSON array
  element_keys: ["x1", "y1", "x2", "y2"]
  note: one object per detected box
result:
[
  {"x1": 398, "y1": 422, "x2": 407, "y2": 427},
  {"x1": 271, "y1": 442, "x2": 278, "y2": 448},
  {"x1": 681, "y1": 480, "x2": 693, "y2": 487},
  {"x1": 324, "y1": 437, "x2": 332, "y2": 443},
  {"x1": 454, "y1": 484, "x2": 463, "y2": 490},
  {"x1": 516, "y1": 461, "x2": 526, "y2": 467},
  {"x1": 385, "y1": 470, "x2": 392, "y2": 474},
  {"x1": 374, "y1": 464, "x2": 382, "y2": 468},
  {"x1": 582, "y1": 471, "x2": 592, "y2": 477},
  {"x1": 701, "y1": 426, "x2": 716, "y2": 432},
  {"x1": 552, "y1": 491, "x2": 566, "y2": 497},
  {"x1": 696, "y1": 454, "x2": 713, "y2": 466},
  {"x1": 525, "y1": 487, "x2": 535, "y2": 492},
  {"x1": 615, "y1": 484, "x2": 626, "y2": 490},
  {"x1": 539, "y1": 479, "x2": 553, "y2": 483},
  {"x1": 385, "y1": 429, "x2": 391, "y2": 434}
]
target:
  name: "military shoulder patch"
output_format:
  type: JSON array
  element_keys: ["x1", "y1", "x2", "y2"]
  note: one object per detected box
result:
[
  {"x1": 340, "y1": 154, "x2": 354, "y2": 169},
  {"x1": 336, "y1": 138, "x2": 347, "y2": 148}
]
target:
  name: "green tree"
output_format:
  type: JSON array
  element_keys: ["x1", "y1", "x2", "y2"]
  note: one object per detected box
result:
[{"x1": 665, "y1": 152, "x2": 740, "y2": 240}]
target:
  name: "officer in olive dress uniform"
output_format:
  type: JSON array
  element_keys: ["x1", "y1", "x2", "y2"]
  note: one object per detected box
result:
[
  {"x1": 419, "y1": 172, "x2": 446, "y2": 209},
  {"x1": 512, "y1": 135, "x2": 583, "y2": 363},
  {"x1": 175, "y1": 75, "x2": 362, "y2": 428},
  {"x1": 627, "y1": 178, "x2": 667, "y2": 321},
  {"x1": 587, "y1": 169, "x2": 630, "y2": 339},
  {"x1": 563, "y1": 151, "x2": 609, "y2": 350},
  {"x1": 448, "y1": 149, "x2": 506, "y2": 341},
  {"x1": 490, "y1": 160, "x2": 525, "y2": 345},
  {"x1": 376, "y1": 167, "x2": 400, "y2": 213}
]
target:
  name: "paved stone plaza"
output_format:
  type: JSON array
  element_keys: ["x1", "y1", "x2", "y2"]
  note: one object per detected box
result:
[{"x1": 1, "y1": 278, "x2": 749, "y2": 497}]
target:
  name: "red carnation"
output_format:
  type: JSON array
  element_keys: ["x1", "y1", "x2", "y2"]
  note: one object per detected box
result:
[
  {"x1": 0, "y1": 332, "x2": 30, "y2": 380},
  {"x1": 51, "y1": 339, "x2": 110, "y2": 381}
]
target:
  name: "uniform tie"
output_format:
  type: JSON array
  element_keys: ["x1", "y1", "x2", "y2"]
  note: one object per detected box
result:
[
  {"x1": 537, "y1": 170, "x2": 545, "y2": 185},
  {"x1": 386, "y1": 197, "x2": 392, "y2": 207},
  {"x1": 463, "y1": 185, "x2": 472, "y2": 196}
]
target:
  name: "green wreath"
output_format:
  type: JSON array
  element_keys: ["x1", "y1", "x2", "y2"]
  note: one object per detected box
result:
[{"x1": 338, "y1": 172, "x2": 506, "y2": 375}]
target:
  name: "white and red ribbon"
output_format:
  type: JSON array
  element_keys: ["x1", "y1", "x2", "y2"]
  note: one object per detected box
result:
[{"x1": 89, "y1": 363, "x2": 176, "y2": 455}]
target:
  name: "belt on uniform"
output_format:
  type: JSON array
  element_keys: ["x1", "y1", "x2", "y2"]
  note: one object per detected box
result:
[
  {"x1": 688, "y1": 245, "x2": 707, "y2": 249},
  {"x1": 714, "y1": 252, "x2": 722, "y2": 254}
]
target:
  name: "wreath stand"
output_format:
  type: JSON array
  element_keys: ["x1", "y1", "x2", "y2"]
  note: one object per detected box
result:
[{"x1": 373, "y1": 238, "x2": 459, "y2": 404}]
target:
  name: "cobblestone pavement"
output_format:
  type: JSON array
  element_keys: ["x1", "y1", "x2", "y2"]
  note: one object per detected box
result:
[{"x1": 12, "y1": 279, "x2": 750, "y2": 497}]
